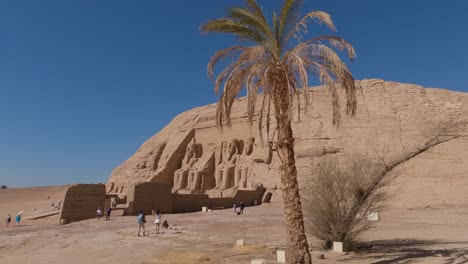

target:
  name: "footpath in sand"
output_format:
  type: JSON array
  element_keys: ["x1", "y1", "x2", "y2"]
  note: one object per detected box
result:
[{"x1": 1, "y1": 187, "x2": 468, "y2": 264}]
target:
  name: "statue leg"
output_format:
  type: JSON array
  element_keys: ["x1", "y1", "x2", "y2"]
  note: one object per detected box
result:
[
  {"x1": 185, "y1": 171, "x2": 193, "y2": 190},
  {"x1": 234, "y1": 168, "x2": 241, "y2": 188},
  {"x1": 222, "y1": 168, "x2": 233, "y2": 189},
  {"x1": 179, "y1": 170, "x2": 189, "y2": 189},
  {"x1": 173, "y1": 172, "x2": 180, "y2": 189},
  {"x1": 215, "y1": 169, "x2": 222, "y2": 189},
  {"x1": 192, "y1": 171, "x2": 201, "y2": 190},
  {"x1": 241, "y1": 167, "x2": 248, "y2": 189}
]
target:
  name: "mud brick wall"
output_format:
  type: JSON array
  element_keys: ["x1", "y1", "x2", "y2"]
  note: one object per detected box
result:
[
  {"x1": 127, "y1": 182, "x2": 174, "y2": 215},
  {"x1": 60, "y1": 184, "x2": 106, "y2": 224}
]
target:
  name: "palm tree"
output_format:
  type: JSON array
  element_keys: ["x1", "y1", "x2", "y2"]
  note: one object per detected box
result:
[{"x1": 201, "y1": 0, "x2": 356, "y2": 263}]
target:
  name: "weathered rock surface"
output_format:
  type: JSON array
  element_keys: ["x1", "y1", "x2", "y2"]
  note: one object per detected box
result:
[{"x1": 107, "y1": 79, "x2": 468, "y2": 209}]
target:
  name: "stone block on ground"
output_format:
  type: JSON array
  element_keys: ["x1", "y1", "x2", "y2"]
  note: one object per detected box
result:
[
  {"x1": 251, "y1": 259, "x2": 266, "y2": 264},
  {"x1": 276, "y1": 250, "x2": 286, "y2": 263},
  {"x1": 236, "y1": 239, "x2": 245, "y2": 246},
  {"x1": 202, "y1": 206, "x2": 208, "y2": 213},
  {"x1": 333, "y1": 242, "x2": 344, "y2": 253},
  {"x1": 368, "y1": 212, "x2": 380, "y2": 221}
]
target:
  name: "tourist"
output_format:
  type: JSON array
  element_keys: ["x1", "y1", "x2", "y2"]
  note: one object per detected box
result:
[
  {"x1": 105, "y1": 207, "x2": 112, "y2": 221},
  {"x1": 239, "y1": 201, "x2": 245, "y2": 215},
  {"x1": 57, "y1": 200, "x2": 61, "y2": 209},
  {"x1": 96, "y1": 207, "x2": 103, "y2": 221},
  {"x1": 51, "y1": 201, "x2": 55, "y2": 211},
  {"x1": 137, "y1": 210, "x2": 146, "y2": 237},
  {"x1": 15, "y1": 211, "x2": 22, "y2": 226},
  {"x1": 154, "y1": 209, "x2": 162, "y2": 235},
  {"x1": 232, "y1": 203, "x2": 237, "y2": 214},
  {"x1": 112, "y1": 201, "x2": 117, "y2": 208},
  {"x1": 6, "y1": 214, "x2": 11, "y2": 227}
]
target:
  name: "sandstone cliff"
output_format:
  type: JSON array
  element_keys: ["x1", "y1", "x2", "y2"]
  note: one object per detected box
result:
[{"x1": 107, "y1": 79, "x2": 468, "y2": 209}]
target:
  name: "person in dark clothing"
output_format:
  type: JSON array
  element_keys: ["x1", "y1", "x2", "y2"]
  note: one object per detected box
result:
[
  {"x1": 6, "y1": 214, "x2": 11, "y2": 227},
  {"x1": 105, "y1": 207, "x2": 112, "y2": 221},
  {"x1": 239, "y1": 201, "x2": 245, "y2": 215}
]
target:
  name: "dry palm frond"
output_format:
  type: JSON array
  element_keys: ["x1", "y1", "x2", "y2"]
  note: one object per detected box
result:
[
  {"x1": 286, "y1": 11, "x2": 336, "y2": 41},
  {"x1": 208, "y1": 46, "x2": 246, "y2": 81},
  {"x1": 201, "y1": 0, "x2": 357, "y2": 132}
]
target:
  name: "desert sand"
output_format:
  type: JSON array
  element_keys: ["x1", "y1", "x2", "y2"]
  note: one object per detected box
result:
[{"x1": 1, "y1": 186, "x2": 468, "y2": 264}]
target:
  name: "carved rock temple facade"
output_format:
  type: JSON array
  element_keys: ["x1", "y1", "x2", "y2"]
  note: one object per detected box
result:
[{"x1": 107, "y1": 80, "x2": 468, "y2": 213}]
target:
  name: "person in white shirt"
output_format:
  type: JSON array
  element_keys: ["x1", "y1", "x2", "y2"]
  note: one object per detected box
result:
[{"x1": 154, "y1": 209, "x2": 162, "y2": 235}]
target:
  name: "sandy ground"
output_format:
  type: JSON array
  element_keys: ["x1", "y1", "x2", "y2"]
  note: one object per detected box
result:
[{"x1": 1, "y1": 187, "x2": 468, "y2": 264}]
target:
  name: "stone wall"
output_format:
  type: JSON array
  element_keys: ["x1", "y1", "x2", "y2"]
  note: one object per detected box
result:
[
  {"x1": 125, "y1": 182, "x2": 265, "y2": 214},
  {"x1": 173, "y1": 187, "x2": 265, "y2": 213},
  {"x1": 127, "y1": 182, "x2": 173, "y2": 215},
  {"x1": 59, "y1": 184, "x2": 106, "y2": 224}
]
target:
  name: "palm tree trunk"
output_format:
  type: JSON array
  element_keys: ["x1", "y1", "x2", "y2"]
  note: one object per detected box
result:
[{"x1": 273, "y1": 79, "x2": 312, "y2": 264}]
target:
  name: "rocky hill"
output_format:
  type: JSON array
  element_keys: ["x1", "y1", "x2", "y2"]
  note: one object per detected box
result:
[{"x1": 107, "y1": 79, "x2": 468, "y2": 209}]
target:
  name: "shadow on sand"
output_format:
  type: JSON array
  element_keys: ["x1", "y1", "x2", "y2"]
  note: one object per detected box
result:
[{"x1": 342, "y1": 239, "x2": 468, "y2": 264}]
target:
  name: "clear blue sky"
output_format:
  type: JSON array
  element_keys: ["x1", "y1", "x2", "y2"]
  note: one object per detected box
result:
[{"x1": 1, "y1": 0, "x2": 467, "y2": 187}]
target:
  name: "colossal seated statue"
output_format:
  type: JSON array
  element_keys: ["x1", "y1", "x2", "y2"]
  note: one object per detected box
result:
[
  {"x1": 185, "y1": 149, "x2": 215, "y2": 191},
  {"x1": 173, "y1": 138, "x2": 198, "y2": 190},
  {"x1": 214, "y1": 138, "x2": 240, "y2": 190},
  {"x1": 235, "y1": 137, "x2": 273, "y2": 189}
]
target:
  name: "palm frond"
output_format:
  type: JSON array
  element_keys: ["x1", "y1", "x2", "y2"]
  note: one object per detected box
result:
[
  {"x1": 286, "y1": 11, "x2": 336, "y2": 41},
  {"x1": 228, "y1": 7, "x2": 273, "y2": 41},
  {"x1": 304, "y1": 35, "x2": 357, "y2": 61},
  {"x1": 244, "y1": 0, "x2": 269, "y2": 25},
  {"x1": 208, "y1": 46, "x2": 246, "y2": 81},
  {"x1": 279, "y1": 0, "x2": 304, "y2": 50},
  {"x1": 200, "y1": 18, "x2": 265, "y2": 43},
  {"x1": 203, "y1": 1, "x2": 356, "y2": 130}
]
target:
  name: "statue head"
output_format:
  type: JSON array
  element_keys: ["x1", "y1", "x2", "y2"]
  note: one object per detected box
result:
[
  {"x1": 227, "y1": 138, "x2": 239, "y2": 156},
  {"x1": 185, "y1": 138, "x2": 197, "y2": 160},
  {"x1": 243, "y1": 137, "x2": 255, "y2": 155}
]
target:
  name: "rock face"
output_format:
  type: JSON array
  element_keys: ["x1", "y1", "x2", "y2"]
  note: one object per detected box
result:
[{"x1": 107, "y1": 79, "x2": 468, "y2": 209}]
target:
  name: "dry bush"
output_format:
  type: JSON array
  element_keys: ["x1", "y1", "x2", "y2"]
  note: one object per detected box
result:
[
  {"x1": 303, "y1": 157, "x2": 398, "y2": 249},
  {"x1": 303, "y1": 120, "x2": 466, "y2": 250}
]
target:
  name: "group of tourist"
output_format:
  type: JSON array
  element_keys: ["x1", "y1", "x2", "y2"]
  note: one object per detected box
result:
[
  {"x1": 5, "y1": 211, "x2": 22, "y2": 227},
  {"x1": 233, "y1": 201, "x2": 245, "y2": 215},
  {"x1": 96, "y1": 207, "x2": 112, "y2": 221},
  {"x1": 95, "y1": 206, "x2": 163, "y2": 237},
  {"x1": 50, "y1": 200, "x2": 61, "y2": 211},
  {"x1": 137, "y1": 209, "x2": 163, "y2": 237}
]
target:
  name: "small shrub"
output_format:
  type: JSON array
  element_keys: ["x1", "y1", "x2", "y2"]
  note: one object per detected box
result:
[{"x1": 303, "y1": 157, "x2": 396, "y2": 249}]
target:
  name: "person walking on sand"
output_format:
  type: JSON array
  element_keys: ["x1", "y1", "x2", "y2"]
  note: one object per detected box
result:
[
  {"x1": 239, "y1": 201, "x2": 245, "y2": 215},
  {"x1": 15, "y1": 211, "x2": 22, "y2": 226},
  {"x1": 154, "y1": 209, "x2": 162, "y2": 235},
  {"x1": 105, "y1": 207, "x2": 112, "y2": 221},
  {"x1": 232, "y1": 203, "x2": 237, "y2": 214},
  {"x1": 137, "y1": 210, "x2": 146, "y2": 237},
  {"x1": 6, "y1": 214, "x2": 11, "y2": 227},
  {"x1": 96, "y1": 207, "x2": 103, "y2": 221}
]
